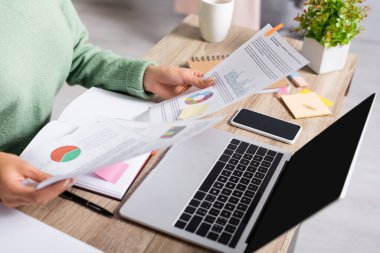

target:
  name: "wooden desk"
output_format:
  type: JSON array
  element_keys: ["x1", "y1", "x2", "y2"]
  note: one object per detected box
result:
[{"x1": 19, "y1": 15, "x2": 357, "y2": 253}]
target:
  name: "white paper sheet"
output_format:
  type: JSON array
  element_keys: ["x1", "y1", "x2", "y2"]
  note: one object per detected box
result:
[
  {"x1": 148, "y1": 24, "x2": 309, "y2": 122},
  {"x1": 0, "y1": 204, "x2": 102, "y2": 253},
  {"x1": 58, "y1": 87, "x2": 155, "y2": 126},
  {"x1": 21, "y1": 116, "x2": 224, "y2": 189}
]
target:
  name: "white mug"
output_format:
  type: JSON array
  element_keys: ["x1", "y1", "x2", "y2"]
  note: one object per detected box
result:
[{"x1": 199, "y1": 0, "x2": 235, "y2": 43}]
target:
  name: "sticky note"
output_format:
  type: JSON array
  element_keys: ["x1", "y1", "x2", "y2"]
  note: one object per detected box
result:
[
  {"x1": 94, "y1": 162, "x2": 129, "y2": 184},
  {"x1": 287, "y1": 72, "x2": 309, "y2": 87},
  {"x1": 264, "y1": 23, "x2": 285, "y2": 37},
  {"x1": 299, "y1": 89, "x2": 334, "y2": 107},
  {"x1": 178, "y1": 104, "x2": 209, "y2": 120},
  {"x1": 281, "y1": 92, "x2": 332, "y2": 119}
]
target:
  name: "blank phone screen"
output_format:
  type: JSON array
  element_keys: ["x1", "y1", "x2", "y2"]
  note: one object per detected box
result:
[{"x1": 232, "y1": 109, "x2": 301, "y2": 140}]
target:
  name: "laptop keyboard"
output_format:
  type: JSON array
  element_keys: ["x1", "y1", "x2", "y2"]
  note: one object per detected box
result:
[{"x1": 174, "y1": 138, "x2": 283, "y2": 248}]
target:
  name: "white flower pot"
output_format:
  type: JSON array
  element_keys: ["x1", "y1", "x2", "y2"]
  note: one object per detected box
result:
[{"x1": 301, "y1": 37, "x2": 350, "y2": 74}]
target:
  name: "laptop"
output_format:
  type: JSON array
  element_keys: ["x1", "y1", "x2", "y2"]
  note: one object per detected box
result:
[{"x1": 120, "y1": 93, "x2": 376, "y2": 253}]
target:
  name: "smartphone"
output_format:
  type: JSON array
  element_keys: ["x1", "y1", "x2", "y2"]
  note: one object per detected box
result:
[{"x1": 230, "y1": 108, "x2": 302, "y2": 144}]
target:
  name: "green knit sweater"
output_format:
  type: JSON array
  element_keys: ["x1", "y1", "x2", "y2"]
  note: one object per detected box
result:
[{"x1": 0, "y1": 0, "x2": 155, "y2": 155}]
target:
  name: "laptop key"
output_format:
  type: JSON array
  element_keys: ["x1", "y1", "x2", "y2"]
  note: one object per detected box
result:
[
  {"x1": 236, "y1": 164, "x2": 246, "y2": 171},
  {"x1": 243, "y1": 172, "x2": 254, "y2": 179},
  {"x1": 233, "y1": 210, "x2": 244, "y2": 219},
  {"x1": 194, "y1": 191, "x2": 206, "y2": 201},
  {"x1": 219, "y1": 154, "x2": 230, "y2": 163},
  {"x1": 205, "y1": 194, "x2": 216, "y2": 202},
  {"x1": 232, "y1": 190, "x2": 243, "y2": 198},
  {"x1": 261, "y1": 161, "x2": 271, "y2": 167},
  {"x1": 185, "y1": 206, "x2": 196, "y2": 214},
  {"x1": 240, "y1": 178, "x2": 250, "y2": 185},
  {"x1": 226, "y1": 182, "x2": 236, "y2": 189},
  {"x1": 212, "y1": 224, "x2": 223, "y2": 233},
  {"x1": 217, "y1": 175, "x2": 228, "y2": 183},
  {"x1": 243, "y1": 153, "x2": 253, "y2": 160},
  {"x1": 230, "y1": 139, "x2": 241, "y2": 145},
  {"x1": 264, "y1": 155, "x2": 274, "y2": 162},
  {"x1": 258, "y1": 167, "x2": 268, "y2": 173},
  {"x1": 175, "y1": 220, "x2": 187, "y2": 229},
  {"x1": 205, "y1": 215, "x2": 216, "y2": 224},
  {"x1": 232, "y1": 153, "x2": 242, "y2": 159},
  {"x1": 251, "y1": 178, "x2": 262, "y2": 185},
  {"x1": 255, "y1": 172, "x2": 265, "y2": 179},
  {"x1": 196, "y1": 222, "x2": 212, "y2": 237},
  {"x1": 236, "y1": 142, "x2": 249, "y2": 154},
  {"x1": 233, "y1": 170, "x2": 243, "y2": 177},
  {"x1": 180, "y1": 213, "x2": 191, "y2": 222},
  {"x1": 247, "y1": 166, "x2": 257, "y2": 173},
  {"x1": 221, "y1": 188, "x2": 232, "y2": 196},
  {"x1": 267, "y1": 150, "x2": 277, "y2": 156},
  {"x1": 225, "y1": 164, "x2": 235, "y2": 171},
  {"x1": 218, "y1": 232, "x2": 232, "y2": 245},
  {"x1": 228, "y1": 196, "x2": 239, "y2": 204},
  {"x1": 213, "y1": 182, "x2": 224, "y2": 189},
  {"x1": 241, "y1": 196, "x2": 251, "y2": 205},
  {"x1": 196, "y1": 208, "x2": 207, "y2": 216},
  {"x1": 236, "y1": 183, "x2": 247, "y2": 191},
  {"x1": 257, "y1": 147, "x2": 267, "y2": 156},
  {"x1": 189, "y1": 199, "x2": 200, "y2": 207},
  {"x1": 223, "y1": 149, "x2": 233, "y2": 156},
  {"x1": 217, "y1": 194, "x2": 228, "y2": 202},
  {"x1": 213, "y1": 201, "x2": 224, "y2": 209},
  {"x1": 250, "y1": 161, "x2": 260, "y2": 167},
  {"x1": 221, "y1": 210, "x2": 232, "y2": 219},
  {"x1": 253, "y1": 155, "x2": 263, "y2": 162},
  {"x1": 244, "y1": 190, "x2": 255, "y2": 198},
  {"x1": 186, "y1": 215, "x2": 203, "y2": 232},
  {"x1": 225, "y1": 203, "x2": 235, "y2": 211},
  {"x1": 207, "y1": 232, "x2": 219, "y2": 241},
  {"x1": 229, "y1": 217, "x2": 240, "y2": 226},
  {"x1": 248, "y1": 184, "x2": 258, "y2": 191},
  {"x1": 237, "y1": 203, "x2": 248, "y2": 212},
  {"x1": 216, "y1": 217, "x2": 228, "y2": 226},
  {"x1": 229, "y1": 176, "x2": 239, "y2": 183},
  {"x1": 209, "y1": 208, "x2": 220, "y2": 216},
  {"x1": 210, "y1": 188, "x2": 220, "y2": 196},
  {"x1": 221, "y1": 170, "x2": 232, "y2": 177},
  {"x1": 227, "y1": 144, "x2": 237, "y2": 150},
  {"x1": 240, "y1": 159, "x2": 250, "y2": 165},
  {"x1": 228, "y1": 158, "x2": 239, "y2": 165},
  {"x1": 201, "y1": 201, "x2": 212, "y2": 209},
  {"x1": 247, "y1": 144, "x2": 258, "y2": 154},
  {"x1": 225, "y1": 224, "x2": 236, "y2": 234}
]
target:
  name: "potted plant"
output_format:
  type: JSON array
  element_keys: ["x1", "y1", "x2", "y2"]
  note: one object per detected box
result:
[{"x1": 294, "y1": 0, "x2": 370, "y2": 74}]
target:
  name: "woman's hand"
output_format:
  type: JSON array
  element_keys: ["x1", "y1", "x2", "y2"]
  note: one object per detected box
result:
[
  {"x1": 143, "y1": 65, "x2": 214, "y2": 99},
  {"x1": 0, "y1": 152, "x2": 74, "y2": 208}
]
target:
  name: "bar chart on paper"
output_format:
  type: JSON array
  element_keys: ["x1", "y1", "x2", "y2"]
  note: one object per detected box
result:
[
  {"x1": 224, "y1": 69, "x2": 254, "y2": 97},
  {"x1": 50, "y1": 146, "x2": 81, "y2": 163}
]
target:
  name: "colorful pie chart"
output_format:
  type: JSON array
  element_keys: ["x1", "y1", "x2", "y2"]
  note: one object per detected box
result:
[
  {"x1": 50, "y1": 145, "x2": 81, "y2": 163},
  {"x1": 185, "y1": 91, "x2": 213, "y2": 105}
]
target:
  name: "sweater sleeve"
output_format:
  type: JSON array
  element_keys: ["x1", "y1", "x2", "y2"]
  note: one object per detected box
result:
[{"x1": 61, "y1": 0, "x2": 156, "y2": 99}]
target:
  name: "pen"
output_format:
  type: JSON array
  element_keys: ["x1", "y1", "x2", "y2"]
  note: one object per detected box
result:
[{"x1": 60, "y1": 191, "x2": 114, "y2": 218}]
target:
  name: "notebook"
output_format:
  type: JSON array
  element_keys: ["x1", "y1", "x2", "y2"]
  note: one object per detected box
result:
[
  {"x1": 22, "y1": 87, "x2": 155, "y2": 199},
  {"x1": 281, "y1": 92, "x2": 333, "y2": 119},
  {"x1": 187, "y1": 55, "x2": 290, "y2": 93}
]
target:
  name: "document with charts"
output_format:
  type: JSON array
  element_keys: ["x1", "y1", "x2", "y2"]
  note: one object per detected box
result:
[
  {"x1": 21, "y1": 116, "x2": 223, "y2": 189},
  {"x1": 148, "y1": 24, "x2": 309, "y2": 122}
]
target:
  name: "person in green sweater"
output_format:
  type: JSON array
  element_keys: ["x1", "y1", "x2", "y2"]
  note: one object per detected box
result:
[{"x1": 0, "y1": 0, "x2": 213, "y2": 207}]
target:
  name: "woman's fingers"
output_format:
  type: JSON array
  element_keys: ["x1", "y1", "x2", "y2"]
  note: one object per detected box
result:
[{"x1": 183, "y1": 69, "x2": 214, "y2": 89}]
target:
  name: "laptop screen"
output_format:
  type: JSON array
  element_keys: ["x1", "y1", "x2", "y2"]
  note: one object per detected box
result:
[{"x1": 246, "y1": 93, "x2": 376, "y2": 252}]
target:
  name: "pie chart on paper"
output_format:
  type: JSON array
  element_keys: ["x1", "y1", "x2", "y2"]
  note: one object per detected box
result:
[{"x1": 50, "y1": 145, "x2": 81, "y2": 163}]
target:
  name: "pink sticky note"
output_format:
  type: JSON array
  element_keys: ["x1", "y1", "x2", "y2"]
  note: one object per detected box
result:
[{"x1": 94, "y1": 162, "x2": 129, "y2": 184}]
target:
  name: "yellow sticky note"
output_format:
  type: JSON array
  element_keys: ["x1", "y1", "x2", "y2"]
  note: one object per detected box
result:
[
  {"x1": 178, "y1": 104, "x2": 209, "y2": 120},
  {"x1": 299, "y1": 89, "x2": 334, "y2": 107}
]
